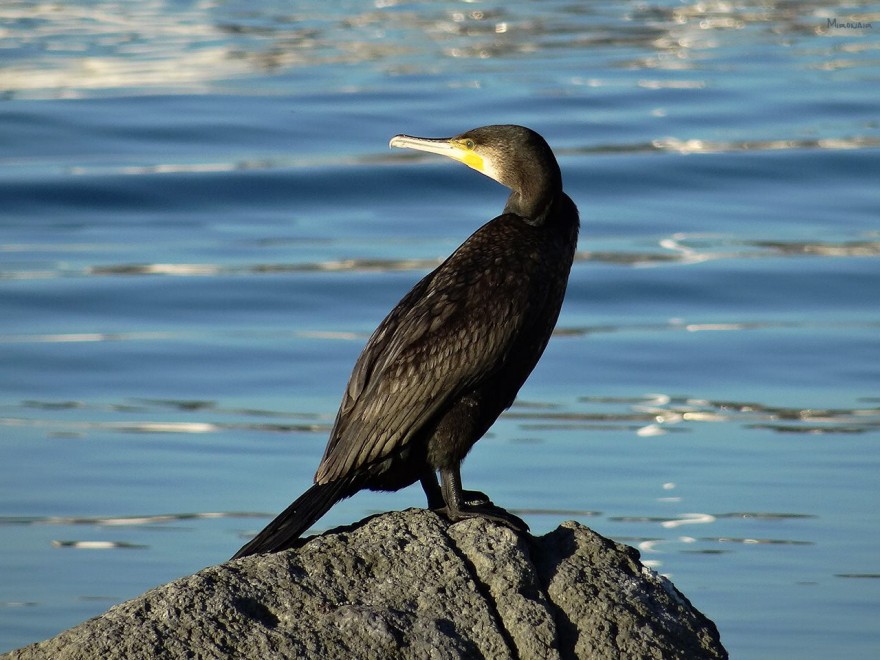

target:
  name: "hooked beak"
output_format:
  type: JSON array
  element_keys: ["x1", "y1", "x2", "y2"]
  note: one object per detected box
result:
[{"x1": 389, "y1": 134, "x2": 488, "y2": 177}]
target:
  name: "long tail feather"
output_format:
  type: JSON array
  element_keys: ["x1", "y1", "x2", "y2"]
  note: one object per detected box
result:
[{"x1": 232, "y1": 479, "x2": 351, "y2": 559}]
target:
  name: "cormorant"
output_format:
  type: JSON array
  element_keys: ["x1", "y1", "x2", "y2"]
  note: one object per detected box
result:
[{"x1": 232, "y1": 125, "x2": 579, "y2": 559}]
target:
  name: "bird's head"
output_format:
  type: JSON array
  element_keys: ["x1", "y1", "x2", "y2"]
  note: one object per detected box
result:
[{"x1": 389, "y1": 124, "x2": 562, "y2": 223}]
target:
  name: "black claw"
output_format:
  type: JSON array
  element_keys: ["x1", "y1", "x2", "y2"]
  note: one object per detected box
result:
[{"x1": 461, "y1": 489, "x2": 491, "y2": 506}]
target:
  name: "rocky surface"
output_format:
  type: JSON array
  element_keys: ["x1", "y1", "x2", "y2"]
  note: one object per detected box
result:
[{"x1": 5, "y1": 509, "x2": 727, "y2": 659}]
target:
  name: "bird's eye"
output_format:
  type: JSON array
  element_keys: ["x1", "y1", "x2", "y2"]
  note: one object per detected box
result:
[{"x1": 465, "y1": 139, "x2": 475, "y2": 150}]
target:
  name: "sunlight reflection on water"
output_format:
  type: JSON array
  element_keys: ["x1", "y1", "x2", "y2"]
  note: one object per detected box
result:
[
  {"x1": 2, "y1": 0, "x2": 879, "y2": 657},
  {"x1": 2, "y1": 0, "x2": 878, "y2": 99}
]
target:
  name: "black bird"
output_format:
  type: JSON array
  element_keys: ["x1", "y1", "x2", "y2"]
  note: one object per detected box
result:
[{"x1": 232, "y1": 125, "x2": 579, "y2": 558}]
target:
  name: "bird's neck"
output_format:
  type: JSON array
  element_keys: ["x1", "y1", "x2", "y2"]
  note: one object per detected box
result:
[{"x1": 503, "y1": 188, "x2": 557, "y2": 226}]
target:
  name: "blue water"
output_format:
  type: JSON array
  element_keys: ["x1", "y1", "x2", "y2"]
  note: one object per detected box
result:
[{"x1": 2, "y1": 1, "x2": 879, "y2": 657}]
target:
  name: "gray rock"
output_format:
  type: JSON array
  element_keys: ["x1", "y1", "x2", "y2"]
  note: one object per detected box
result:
[{"x1": 5, "y1": 510, "x2": 727, "y2": 659}]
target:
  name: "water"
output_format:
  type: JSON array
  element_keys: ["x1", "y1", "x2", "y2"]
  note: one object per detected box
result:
[{"x1": 1, "y1": 1, "x2": 879, "y2": 656}]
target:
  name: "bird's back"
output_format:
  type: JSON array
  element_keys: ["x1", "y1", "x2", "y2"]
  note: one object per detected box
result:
[{"x1": 316, "y1": 198, "x2": 579, "y2": 487}]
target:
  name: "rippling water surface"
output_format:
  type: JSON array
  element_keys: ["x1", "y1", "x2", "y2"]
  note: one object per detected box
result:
[{"x1": 2, "y1": 1, "x2": 879, "y2": 656}]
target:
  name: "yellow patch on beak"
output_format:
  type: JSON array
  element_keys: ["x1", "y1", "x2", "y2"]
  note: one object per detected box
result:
[
  {"x1": 453, "y1": 140, "x2": 499, "y2": 183},
  {"x1": 461, "y1": 150, "x2": 484, "y2": 172},
  {"x1": 449, "y1": 139, "x2": 484, "y2": 173}
]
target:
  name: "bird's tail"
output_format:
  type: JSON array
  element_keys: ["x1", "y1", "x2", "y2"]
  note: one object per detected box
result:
[{"x1": 231, "y1": 478, "x2": 352, "y2": 559}]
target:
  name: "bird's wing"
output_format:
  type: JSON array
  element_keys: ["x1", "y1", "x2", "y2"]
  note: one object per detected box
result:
[{"x1": 315, "y1": 217, "x2": 547, "y2": 484}]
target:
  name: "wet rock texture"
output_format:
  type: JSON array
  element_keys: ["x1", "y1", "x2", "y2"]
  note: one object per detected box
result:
[{"x1": 6, "y1": 510, "x2": 727, "y2": 659}]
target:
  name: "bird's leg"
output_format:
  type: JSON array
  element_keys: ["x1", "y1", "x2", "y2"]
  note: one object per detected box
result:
[
  {"x1": 437, "y1": 465, "x2": 529, "y2": 533},
  {"x1": 422, "y1": 471, "x2": 491, "y2": 508},
  {"x1": 420, "y1": 472, "x2": 445, "y2": 510}
]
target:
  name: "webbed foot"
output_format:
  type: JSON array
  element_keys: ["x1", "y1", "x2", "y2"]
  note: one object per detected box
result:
[
  {"x1": 435, "y1": 465, "x2": 529, "y2": 533},
  {"x1": 438, "y1": 502, "x2": 529, "y2": 533}
]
